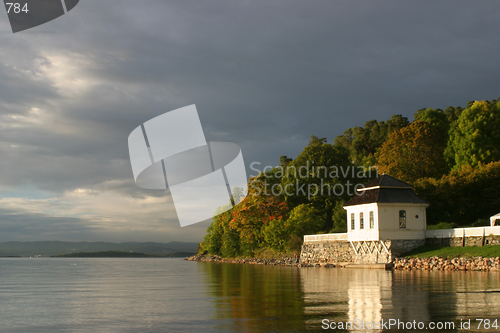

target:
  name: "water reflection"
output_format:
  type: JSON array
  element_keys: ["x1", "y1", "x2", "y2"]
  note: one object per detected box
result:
[
  {"x1": 348, "y1": 270, "x2": 393, "y2": 325},
  {"x1": 200, "y1": 262, "x2": 500, "y2": 332},
  {"x1": 199, "y1": 262, "x2": 307, "y2": 332}
]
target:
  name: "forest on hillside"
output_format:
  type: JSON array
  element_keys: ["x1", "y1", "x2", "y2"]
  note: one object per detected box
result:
[{"x1": 200, "y1": 99, "x2": 500, "y2": 257}]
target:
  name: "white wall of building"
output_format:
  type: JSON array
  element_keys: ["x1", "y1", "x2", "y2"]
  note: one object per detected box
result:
[
  {"x1": 346, "y1": 203, "x2": 427, "y2": 241},
  {"x1": 490, "y1": 213, "x2": 500, "y2": 226},
  {"x1": 377, "y1": 203, "x2": 427, "y2": 240},
  {"x1": 346, "y1": 203, "x2": 380, "y2": 241}
]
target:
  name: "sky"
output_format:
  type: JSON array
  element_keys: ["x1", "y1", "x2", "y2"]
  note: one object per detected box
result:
[{"x1": 0, "y1": 0, "x2": 499, "y2": 243}]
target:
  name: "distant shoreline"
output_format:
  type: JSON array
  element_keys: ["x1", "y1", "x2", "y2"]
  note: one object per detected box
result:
[
  {"x1": 0, "y1": 241, "x2": 199, "y2": 257},
  {"x1": 52, "y1": 251, "x2": 196, "y2": 258}
]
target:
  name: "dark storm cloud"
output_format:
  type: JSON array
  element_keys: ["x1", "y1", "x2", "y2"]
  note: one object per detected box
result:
[
  {"x1": 1, "y1": 0, "x2": 500, "y2": 241},
  {"x1": 55, "y1": 0, "x2": 500, "y2": 165}
]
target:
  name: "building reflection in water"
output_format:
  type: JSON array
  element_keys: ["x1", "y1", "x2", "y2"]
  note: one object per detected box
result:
[
  {"x1": 300, "y1": 268, "x2": 411, "y2": 329},
  {"x1": 302, "y1": 268, "x2": 500, "y2": 331},
  {"x1": 347, "y1": 269, "x2": 393, "y2": 325}
]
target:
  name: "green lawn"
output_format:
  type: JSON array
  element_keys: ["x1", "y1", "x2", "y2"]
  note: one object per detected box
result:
[{"x1": 402, "y1": 244, "x2": 500, "y2": 259}]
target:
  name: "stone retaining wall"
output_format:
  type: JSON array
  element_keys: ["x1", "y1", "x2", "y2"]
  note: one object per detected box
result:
[
  {"x1": 300, "y1": 239, "x2": 424, "y2": 265},
  {"x1": 391, "y1": 239, "x2": 425, "y2": 256},
  {"x1": 300, "y1": 241, "x2": 354, "y2": 265}
]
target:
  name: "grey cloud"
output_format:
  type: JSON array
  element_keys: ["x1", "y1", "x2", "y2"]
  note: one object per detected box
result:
[
  {"x1": 0, "y1": 207, "x2": 97, "y2": 241},
  {"x1": 0, "y1": 206, "x2": 210, "y2": 242},
  {"x1": 1, "y1": 0, "x2": 500, "y2": 241}
]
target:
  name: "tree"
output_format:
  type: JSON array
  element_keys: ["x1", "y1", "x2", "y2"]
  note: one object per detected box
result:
[
  {"x1": 201, "y1": 175, "x2": 288, "y2": 257},
  {"x1": 445, "y1": 99, "x2": 500, "y2": 168},
  {"x1": 377, "y1": 120, "x2": 448, "y2": 183},
  {"x1": 330, "y1": 199, "x2": 347, "y2": 233},
  {"x1": 386, "y1": 114, "x2": 411, "y2": 133},
  {"x1": 415, "y1": 161, "x2": 500, "y2": 225},
  {"x1": 334, "y1": 115, "x2": 409, "y2": 167},
  {"x1": 285, "y1": 203, "x2": 324, "y2": 238},
  {"x1": 221, "y1": 221, "x2": 240, "y2": 258},
  {"x1": 413, "y1": 108, "x2": 450, "y2": 134},
  {"x1": 281, "y1": 135, "x2": 355, "y2": 231},
  {"x1": 230, "y1": 175, "x2": 289, "y2": 256},
  {"x1": 279, "y1": 155, "x2": 293, "y2": 168},
  {"x1": 262, "y1": 203, "x2": 324, "y2": 252},
  {"x1": 201, "y1": 210, "x2": 226, "y2": 255},
  {"x1": 262, "y1": 219, "x2": 289, "y2": 252},
  {"x1": 444, "y1": 106, "x2": 463, "y2": 123}
]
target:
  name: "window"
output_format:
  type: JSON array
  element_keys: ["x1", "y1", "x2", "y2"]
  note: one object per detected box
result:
[
  {"x1": 351, "y1": 213, "x2": 355, "y2": 230},
  {"x1": 399, "y1": 210, "x2": 406, "y2": 228},
  {"x1": 360, "y1": 212, "x2": 364, "y2": 229},
  {"x1": 369, "y1": 211, "x2": 374, "y2": 229}
]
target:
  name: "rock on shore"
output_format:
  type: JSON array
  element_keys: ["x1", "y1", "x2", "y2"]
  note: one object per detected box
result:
[
  {"x1": 393, "y1": 256, "x2": 500, "y2": 271},
  {"x1": 185, "y1": 253, "x2": 299, "y2": 266},
  {"x1": 187, "y1": 254, "x2": 500, "y2": 271}
]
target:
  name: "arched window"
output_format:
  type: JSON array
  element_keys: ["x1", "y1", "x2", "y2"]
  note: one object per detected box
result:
[
  {"x1": 399, "y1": 210, "x2": 406, "y2": 228},
  {"x1": 360, "y1": 212, "x2": 364, "y2": 229},
  {"x1": 369, "y1": 211, "x2": 374, "y2": 229},
  {"x1": 351, "y1": 213, "x2": 355, "y2": 230}
]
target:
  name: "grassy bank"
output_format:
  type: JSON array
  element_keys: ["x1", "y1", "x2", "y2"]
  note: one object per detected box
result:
[{"x1": 402, "y1": 244, "x2": 500, "y2": 259}]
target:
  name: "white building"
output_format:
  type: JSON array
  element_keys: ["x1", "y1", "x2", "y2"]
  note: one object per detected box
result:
[
  {"x1": 344, "y1": 174, "x2": 429, "y2": 242},
  {"x1": 490, "y1": 213, "x2": 500, "y2": 226}
]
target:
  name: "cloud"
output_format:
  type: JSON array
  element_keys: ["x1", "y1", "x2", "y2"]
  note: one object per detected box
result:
[
  {"x1": 0, "y1": 187, "x2": 211, "y2": 242},
  {"x1": 1, "y1": 0, "x2": 500, "y2": 241}
]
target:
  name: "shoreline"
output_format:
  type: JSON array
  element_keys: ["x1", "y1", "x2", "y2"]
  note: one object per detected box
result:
[
  {"x1": 186, "y1": 254, "x2": 500, "y2": 271},
  {"x1": 185, "y1": 253, "x2": 299, "y2": 266},
  {"x1": 393, "y1": 256, "x2": 500, "y2": 271}
]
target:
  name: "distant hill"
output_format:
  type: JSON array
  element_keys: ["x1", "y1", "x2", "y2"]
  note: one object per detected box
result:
[
  {"x1": 0, "y1": 241, "x2": 199, "y2": 257},
  {"x1": 52, "y1": 251, "x2": 159, "y2": 258},
  {"x1": 52, "y1": 251, "x2": 196, "y2": 258}
]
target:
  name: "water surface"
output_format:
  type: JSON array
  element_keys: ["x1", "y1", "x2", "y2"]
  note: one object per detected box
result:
[{"x1": 1, "y1": 258, "x2": 499, "y2": 332}]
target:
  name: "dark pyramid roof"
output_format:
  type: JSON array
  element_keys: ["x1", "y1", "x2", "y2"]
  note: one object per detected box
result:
[
  {"x1": 344, "y1": 174, "x2": 429, "y2": 207},
  {"x1": 362, "y1": 174, "x2": 413, "y2": 189}
]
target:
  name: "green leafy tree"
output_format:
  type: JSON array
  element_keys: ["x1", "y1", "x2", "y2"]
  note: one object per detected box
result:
[
  {"x1": 279, "y1": 155, "x2": 293, "y2": 168},
  {"x1": 445, "y1": 99, "x2": 500, "y2": 168},
  {"x1": 334, "y1": 115, "x2": 409, "y2": 166},
  {"x1": 415, "y1": 161, "x2": 500, "y2": 225},
  {"x1": 220, "y1": 221, "x2": 240, "y2": 258},
  {"x1": 285, "y1": 203, "x2": 324, "y2": 238},
  {"x1": 202, "y1": 211, "x2": 227, "y2": 255},
  {"x1": 377, "y1": 120, "x2": 448, "y2": 183},
  {"x1": 443, "y1": 106, "x2": 463, "y2": 123},
  {"x1": 281, "y1": 136, "x2": 356, "y2": 231},
  {"x1": 262, "y1": 219, "x2": 289, "y2": 252},
  {"x1": 414, "y1": 108, "x2": 450, "y2": 133},
  {"x1": 330, "y1": 199, "x2": 347, "y2": 233}
]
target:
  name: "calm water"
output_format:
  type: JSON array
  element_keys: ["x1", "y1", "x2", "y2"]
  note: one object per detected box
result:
[{"x1": 1, "y1": 258, "x2": 500, "y2": 332}]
